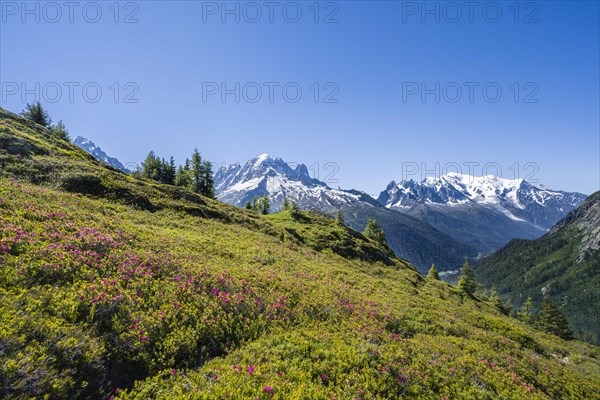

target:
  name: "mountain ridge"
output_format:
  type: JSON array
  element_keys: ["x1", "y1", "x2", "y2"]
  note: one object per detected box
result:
[
  {"x1": 378, "y1": 173, "x2": 586, "y2": 253},
  {"x1": 73, "y1": 136, "x2": 131, "y2": 173}
]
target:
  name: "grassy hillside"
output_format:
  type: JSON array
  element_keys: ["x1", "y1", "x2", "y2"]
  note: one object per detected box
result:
[
  {"x1": 1, "y1": 107, "x2": 600, "y2": 399},
  {"x1": 476, "y1": 192, "x2": 600, "y2": 344}
]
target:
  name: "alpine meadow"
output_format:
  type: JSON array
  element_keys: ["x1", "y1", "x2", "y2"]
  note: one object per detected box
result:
[{"x1": 1, "y1": 1, "x2": 599, "y2": 399}]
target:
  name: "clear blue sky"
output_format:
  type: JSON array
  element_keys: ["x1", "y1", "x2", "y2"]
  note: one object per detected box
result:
[{"x1": 1, "y1": 1, "x2": 599, "y2": 195}]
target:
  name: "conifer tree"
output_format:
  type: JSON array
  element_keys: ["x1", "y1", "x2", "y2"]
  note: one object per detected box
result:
[
  {"x1": 290, "y1": 201, "x2": 301, "y2": 220},
  {"x1": 457, "y1": 258, "x2": 477, "y2": 295},
  {"x1": 164, "y1": 157, "x2": 176, "y2": 185},
  {"x1": 427, "y1": 264, "x2": 440, "y2": 280},
  {"x1": 190, "y1": 148, "x2": 203, "y2": 193},
  {"x1": 260, "y1": 194, "x2": 270, "y2": 215},
  {"x1": 201, "y1": 161, "x2": 215, "y2": 198},
  {"x1": 51, "y1": 120, "x2": 70, "y2": 141},
  {"x1": 363, "y1": 219, "x2": 388, "y2": 248},
  {"x1": 282, "y1": 197, "x2": 290, "y2": 211},
  {"x1": 518, "y1": 297, "x2": 535, "y2": 325},
  {"x1": 335, "y1": 210, "x2": 344, "y2": 226},
  {"x1": 244, "y1": 200, "x2": 252, "y2": 210},
  {"x1": 141, "y1": 151, "x2": 161, "y2": 181},
  {"x1": 21, "y1": 101, "x2": 52, "y2": 127},
  {"x1": 175, "y1": 165, "x2": 192, "y2": 189},
  {"x1": 536, "y1": 301, "x2": 573, "y2": 340},
  {"x1": 252, "y1": 197, "x2": 260, "y2": 213}
]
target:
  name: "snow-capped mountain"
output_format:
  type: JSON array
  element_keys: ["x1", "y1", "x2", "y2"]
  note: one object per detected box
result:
[
  {"x1": 73, "y1": 136, "x2": 130, "y2": 173},
  {"x1": 215, "y1": 155, "x2": 474, "y2": 273},
  {"x1": 215, "y1": 154, "x2": 373, "y2": 210},
  {"x1": 377, "y1": 173, "x2": 587, "y2": 252}
]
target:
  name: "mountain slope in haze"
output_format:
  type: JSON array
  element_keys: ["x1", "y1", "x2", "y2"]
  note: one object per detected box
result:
[
  {"x1": 73, "y1": 136, "x2": 131, "y2": 173},
  {"x1": 476, "y1": 191, "x2": 600, "y2": 344},
  {"x1": 215, "y1": 155, "x2": 474, "y2": 272},
  {"x1": 2, "y1": 107, "x2": 600, "y2": 399},
  {"x1": 378, "y1": 174, "x2": 586, "y2": 253}
]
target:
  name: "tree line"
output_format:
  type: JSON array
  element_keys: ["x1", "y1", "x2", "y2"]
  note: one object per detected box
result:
[{"x1": 140, "y1": 149, "x2": 215, "y2": 198}]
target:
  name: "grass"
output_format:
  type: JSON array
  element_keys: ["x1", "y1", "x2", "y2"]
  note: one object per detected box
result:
[{"x1": 1, "y1": 107, "x2": 599, "y2": 399}]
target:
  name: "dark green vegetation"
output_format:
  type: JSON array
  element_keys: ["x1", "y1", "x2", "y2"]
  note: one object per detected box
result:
[
  {"x1": 1, "y1": 107, "x2": 600, "y2": 399},
  {"x1": 476, "y1": 192, "x2": 600, "y2": 344},
  {"x1": 141, "y1": 148, "x2": 215, "y2": 198},
  {"x1": 457, "y1": 259, "x2": 478, "y2": 296}
]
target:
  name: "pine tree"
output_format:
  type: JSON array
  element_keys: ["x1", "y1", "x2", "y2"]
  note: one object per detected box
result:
[
  {"x1": 518, "y1": 297, "x2": 535, "y2": 325},
  {"x1": 201, "y1": 161, "x2": 215, "y2": 198},
  {"x1": 175, "y1": 165, "x2": 192, "y2": 189},
  {"x1": 244, "y1": 200, "x2": 252, "y2": 210},
  {"x1": 21, "y1": 101, "x2": 52, "y2": 127},
  {"x1": 164, "y1": 157, "x2": 176, "y2": 185},
  {"x1": 260, "y1": 194, "x2": 270, "y2": 215},
  {"x1": 536, "y1": 301, "x2": 573, "y2": 340},
  {"x1": 290, "y1": 201, "x2": 301, "y2": 220},
  {"x1": 457, "y1": 258, "x2": 477, "y2": 295},
  {"x1": 141, "y1": 151, "x2": 161, "y2": 181},
  {"x1": 363, "y1": 218, "x2": 388, "y2": 248},
  {"x1": 427, "y1": 264, "x2": 440, "y2": 280},
  {"x1": 51, "y1": 120, "x2": 70, "y2": 141},
  {"x1": 335, "y1": 210, "x2": 344, "y2": 226},
  {"x1": 252, "y1": 197, "x2": 260, "y2": 213},
  {"x1": 190, "y1": 148, "x2": 203, "y2": 193},
  {"x1": 282, "y1": 197, "x2": 290, "y2": 211}
]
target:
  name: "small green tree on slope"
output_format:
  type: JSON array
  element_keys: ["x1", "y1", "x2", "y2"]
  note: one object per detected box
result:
[
  {"x1": 427, "y1": 264, "x2": 440, "y2": 280},
  {"x1": 335, "y1": 210, "x2": 344, "y2": 226},
  {"x1": 536, "y1": 301, "x2": 573, "y2": 340},
  {"x1": 21, "y1": 101, "x2": 52, "y2": 127},
  {"x1": 517, "y1": 297, "x2": 536, "y2": 325},
  {"x1": 51, "y1": 120, "x2": 70, "y2": 141},
  {"x1": 457, "y1": 258, "x2": 477, "y2": 295}
]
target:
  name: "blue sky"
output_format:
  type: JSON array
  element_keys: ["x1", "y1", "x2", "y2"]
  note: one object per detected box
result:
[{"x1": 1, "y1": 0, "x2": 599, "y2": 195}]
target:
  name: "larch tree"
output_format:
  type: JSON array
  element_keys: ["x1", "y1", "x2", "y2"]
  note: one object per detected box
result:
[{"x1": 21, "y1": 101, "x2": 52, "y2": 127}]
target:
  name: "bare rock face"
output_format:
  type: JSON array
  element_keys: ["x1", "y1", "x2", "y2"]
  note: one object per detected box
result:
[{"x1": 575, "y1": 194, "x2": 600, "y2": 262}]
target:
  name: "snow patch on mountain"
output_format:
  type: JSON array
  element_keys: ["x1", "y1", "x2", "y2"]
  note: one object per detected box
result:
[
  {"x1": 378, "y1": 173, "x2": 586, "y2": 231},
  {"x1": 215, "y1": 154, "x2": 366, "y2": 210}
]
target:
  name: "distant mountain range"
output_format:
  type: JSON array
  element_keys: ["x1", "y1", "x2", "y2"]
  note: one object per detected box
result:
[
  {"x1": 476, "y1": 191, "x2": 600, "y2": 344},
  {"x1": 215, "y1": 155, "x2": 473, "y2": 273},
  {"x1": 214, "y1": 155, "x2": 587, "y2": 273},
  {"x1": 73, "y1": 136, "x2": 130, "y2": 173},
  {"x1": 378, "y1": 174, "x2": 586, "y2": 252}
]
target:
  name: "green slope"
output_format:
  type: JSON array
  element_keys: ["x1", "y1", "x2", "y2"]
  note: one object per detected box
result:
[
  {"x1": 1, "y1": 107, "x2": 599, "y2": 399},
  {"x1": 476, "y1": 192, "x2": 600, "y2": 344}
]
